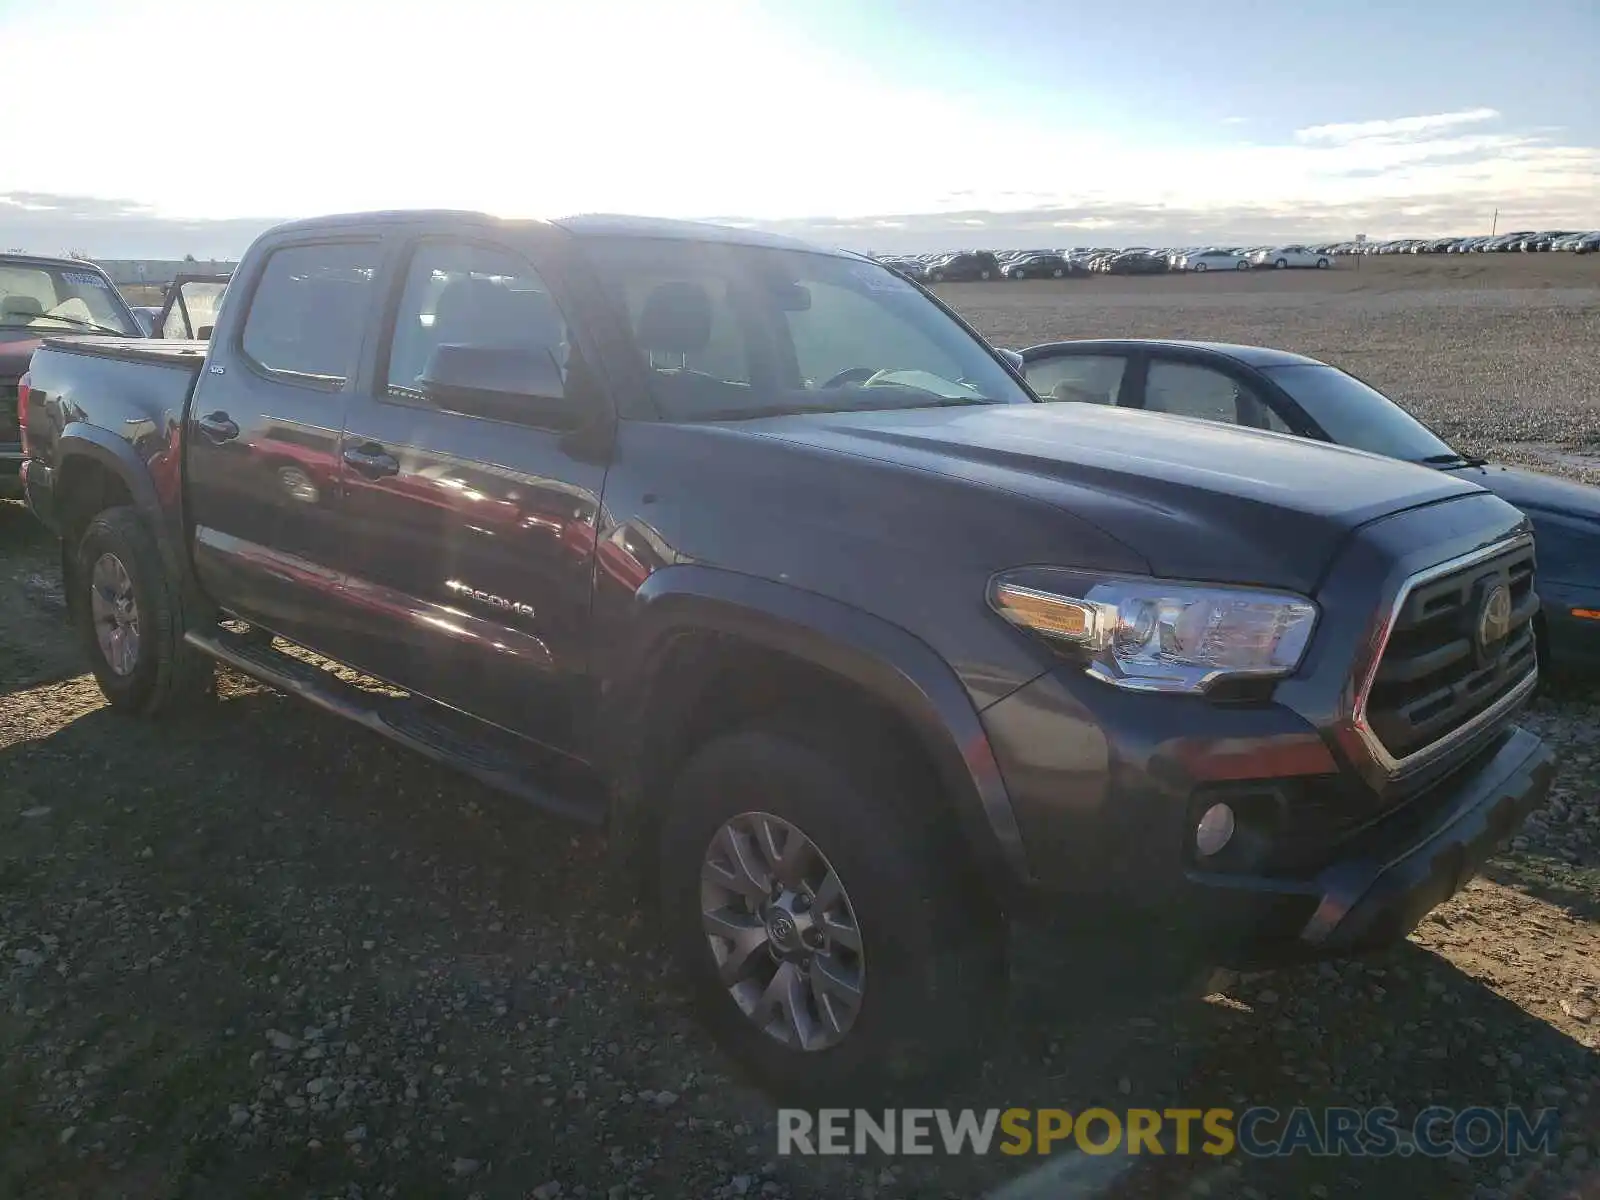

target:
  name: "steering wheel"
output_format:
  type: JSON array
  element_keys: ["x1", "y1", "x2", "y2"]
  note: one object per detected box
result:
[{"x1": 819, "y1": 366, "x2": 880, "y2": 389}]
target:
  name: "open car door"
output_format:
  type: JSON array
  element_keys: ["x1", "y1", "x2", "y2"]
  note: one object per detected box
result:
[{"x1": 154, "y1": 273, "x2": 231, "y2": 339}]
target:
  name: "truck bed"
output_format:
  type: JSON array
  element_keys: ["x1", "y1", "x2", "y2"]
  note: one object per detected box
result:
[{"x1": 40, "y1": 335, "x2": 210, "y2": 373}]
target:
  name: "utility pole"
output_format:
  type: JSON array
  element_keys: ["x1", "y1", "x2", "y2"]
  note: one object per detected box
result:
[{"x1": 1491, "y1": 208, "x2": 1499, "y2": 236}]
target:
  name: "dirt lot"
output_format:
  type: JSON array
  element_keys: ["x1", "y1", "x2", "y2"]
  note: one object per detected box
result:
[{"x1": 2, "y1": 255, "x2": 1598, "y2": 1200}]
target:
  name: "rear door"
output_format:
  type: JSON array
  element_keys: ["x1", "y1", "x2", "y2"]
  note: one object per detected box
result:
[
  {"x1": 334, "y1": 230, "x2": 610, "y2": 755},
  {"x1": 185, "y1": 236, "x2": 386, "y2": 657}
]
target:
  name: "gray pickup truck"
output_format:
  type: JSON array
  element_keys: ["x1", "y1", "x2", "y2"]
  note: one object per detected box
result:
[{"x1": 17, "y1": 210, "x2": 1555, "y2": 1099}]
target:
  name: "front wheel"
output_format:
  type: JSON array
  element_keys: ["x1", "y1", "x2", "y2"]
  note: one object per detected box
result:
[
  {"x1": 1052, "y1": 268, "x2": 1064, "y2": 278},
  {"x1": 1236, "y1": 259, "x2": 1250, "y2": 270},
  {"x1": 978, "y1": 269, "x2": 992, "y2": 280},
  {"x1": 1011, "y1": 269, "x2": 1026, "y2": 280},
  {"x1": 1316, "y1": 258, "x2": 1330, "y2": 269},
  {"x1": 1274, "y1": 258, "x2": 1288, "y2": 269},
  {"x1": 659, "y1": 719, "x2": 1005, "y2": 1102},
  {"x1": 74, "y1": 506, "x2": 213, "y2": 714},
  {"x1": 1192, "y1": 262, "x2": 1207, "y2": 273}
]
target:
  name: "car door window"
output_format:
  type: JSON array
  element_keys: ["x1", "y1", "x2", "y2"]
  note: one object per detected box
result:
[
  {"x1": 1145, "y1": 359, "x2": 1290, "y2": 431},
  {"x1": 386, "y1": 241, "x2": 573, "y2": 407},
  {"x1": 1024, "y1": 354, "x2": 1127, "y2": 405},
  {"x1": 240, "y1": 243, "x2": 378, "y2": 387}
]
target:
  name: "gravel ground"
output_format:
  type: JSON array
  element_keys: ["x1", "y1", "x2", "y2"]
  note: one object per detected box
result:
[{"x1": 2, "y1": 257, "x2": 1598, "y2": 1199}]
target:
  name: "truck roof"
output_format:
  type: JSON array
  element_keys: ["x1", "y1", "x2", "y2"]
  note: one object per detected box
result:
[
  {"x1": 550, "y1": 214, "x2": 829, "y2": 253},
  {"x1": 262, "y1": 210, "x2": 835, "y2": 255}
]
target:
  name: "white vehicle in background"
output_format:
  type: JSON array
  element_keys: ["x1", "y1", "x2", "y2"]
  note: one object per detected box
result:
[
  {"x1": 1178, "y1": 249, "x2": 1251, "y2": 272},
  {"x1": 1249, "y1": 245, "x2": 1332, "y2": 270}
]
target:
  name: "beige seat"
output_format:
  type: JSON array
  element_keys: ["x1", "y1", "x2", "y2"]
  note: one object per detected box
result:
[{"x1": 0, "y1": 295, "x2": 45, "y2": 323}]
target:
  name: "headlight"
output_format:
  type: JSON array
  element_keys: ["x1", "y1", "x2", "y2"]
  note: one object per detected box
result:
[{"x1": 989, "y1": 571, "x2": 1318, "y2": 694}]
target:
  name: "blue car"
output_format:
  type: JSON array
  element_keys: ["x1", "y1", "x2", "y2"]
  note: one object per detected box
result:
[{"x1": 1012, "y1": 338, "x2": 1600, "y2": 674}]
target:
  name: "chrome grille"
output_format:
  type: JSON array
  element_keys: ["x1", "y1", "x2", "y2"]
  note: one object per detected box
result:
[{"x1": 1356, "y1": 537, "x2": 1538, "y2": 772}]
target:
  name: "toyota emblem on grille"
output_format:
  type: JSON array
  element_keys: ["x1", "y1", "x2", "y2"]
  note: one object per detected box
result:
[{"x1": 1477, "y1": 582, "x2": 1513, "y2": 650}]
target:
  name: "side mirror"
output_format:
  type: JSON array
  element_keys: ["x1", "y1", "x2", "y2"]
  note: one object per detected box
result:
[
  {"x1": 997, "y1": 347, "x2": 1024, "y2": 371},
  {"x1": 196, "y1": 325, "x2": 214, "y2": 340},
  {"x1": 133, "y1": 311, "x2": 157, "y2": 337},
  {"x1": 419, "y1": 343, "x2": 582, "y2": 428}
]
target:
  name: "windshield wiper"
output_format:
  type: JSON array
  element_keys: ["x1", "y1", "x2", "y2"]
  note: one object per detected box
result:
[
  {"x1": 1420, "y1": 452, "x2": 1489, "y2": 469},
  {"x1": 0, "y1": 314, "x2": 131, "y2": 336}
]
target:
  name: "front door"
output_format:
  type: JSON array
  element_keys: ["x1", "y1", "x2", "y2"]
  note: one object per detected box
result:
[
  {"x1": 335, "y1": 234, "x2": 609, "y2": 755},
  {"x1": 184, "y1": 237, "x2": 385, "y2": 657}
]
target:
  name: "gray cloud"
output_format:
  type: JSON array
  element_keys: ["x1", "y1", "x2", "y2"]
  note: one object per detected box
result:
[{"x1": 0, "y1": 193, "x2": 283, "y2": 258}]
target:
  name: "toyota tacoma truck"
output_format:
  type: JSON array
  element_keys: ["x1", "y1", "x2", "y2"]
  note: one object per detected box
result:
[
  {"x1": 17, "y1": 211, "x2": 1555, "y2": 1099},
  {"x1": 2, "y1": 253, "x2": 141, "y2": 497}
]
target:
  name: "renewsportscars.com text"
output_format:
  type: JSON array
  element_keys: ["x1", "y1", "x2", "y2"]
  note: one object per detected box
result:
[{"x1": 777, "y1": 1106, "x2": 1561, "y2": 1159}]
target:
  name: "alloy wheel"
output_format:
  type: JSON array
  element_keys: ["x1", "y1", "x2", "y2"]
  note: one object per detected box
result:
[
  {"x1": 700, "y1": 811, "x2": 865, "y2": 1051},
  {"x1": 89, "y1": 552, "x2": 140, "y2": 676}
]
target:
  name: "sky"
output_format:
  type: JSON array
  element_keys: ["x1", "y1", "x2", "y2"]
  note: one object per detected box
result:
[{"x1": 0, "y1": 0, "x2": 1595, "y2": 255}]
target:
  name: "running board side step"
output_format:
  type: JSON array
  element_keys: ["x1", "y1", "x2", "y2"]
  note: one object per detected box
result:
[{"x1": 184, "y1": 627, "x2": 605, "y2": 826}]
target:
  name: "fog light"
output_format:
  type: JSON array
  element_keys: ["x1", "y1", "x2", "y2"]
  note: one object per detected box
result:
[{"x1": 1195, "y1": 803, "x2": 1236, "y2": 858}]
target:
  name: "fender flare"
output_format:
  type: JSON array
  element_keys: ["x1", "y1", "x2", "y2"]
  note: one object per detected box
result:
[
  {"x1": 54, "y1": 424, "x2": 188, "y2": 587},
  {"x1": 602, "y1": 564, "x2": 1033, "y2": 892}
]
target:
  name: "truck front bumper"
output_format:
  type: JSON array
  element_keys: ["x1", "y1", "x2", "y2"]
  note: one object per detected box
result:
[
  {"x1": 1191, "y1": 725, "x2": 1554, "y2": 967},
  {"x1": 981, "y1": 666, "x2": 1555, "y2": 976}
]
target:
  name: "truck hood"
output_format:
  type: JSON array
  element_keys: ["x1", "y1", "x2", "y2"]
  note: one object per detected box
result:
[{"x1": 738, "y1": 403, "x2": 1487, "y2": 593}]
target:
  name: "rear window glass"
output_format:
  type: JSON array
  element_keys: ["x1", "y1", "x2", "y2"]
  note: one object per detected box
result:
[{"x1": 241, "y1": 243, "x2": 379, "y2": 385}]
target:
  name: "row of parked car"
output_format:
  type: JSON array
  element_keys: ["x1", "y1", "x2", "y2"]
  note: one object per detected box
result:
[
  {"x1": 1325, "y1": 231, "x2": 1600, "y2": 255},
  {"x1": 874, "y1": 244, "x2": 1342, "y2": 281}
]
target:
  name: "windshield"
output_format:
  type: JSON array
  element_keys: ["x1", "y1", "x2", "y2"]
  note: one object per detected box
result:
[
  {"x1": 581, "y1": 237, "x2": 1034, "y2": 420},
  {"x1": 0, "y1": 263, "x2": 137, "y2": 335},
  {"x1": 1262, "y1": 363, "x2": 1459, "y2": 463}
]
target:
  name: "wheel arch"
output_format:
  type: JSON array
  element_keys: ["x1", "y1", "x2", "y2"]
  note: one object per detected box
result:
[{"x1": 599, "y1": 565, "x2": 1031, "y2": 904}]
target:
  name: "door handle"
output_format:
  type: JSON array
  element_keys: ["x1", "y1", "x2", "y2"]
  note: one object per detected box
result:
[
  {"x1": 195, "y1": 411, "x2": 239, "y2": 442},
  {"x1": 342, "y1": 443, "x2": 400, "y2": 478}
]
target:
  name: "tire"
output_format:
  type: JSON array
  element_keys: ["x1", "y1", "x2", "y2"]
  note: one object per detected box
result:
[
  {"x1": 1192, "y1": 262, "x2": 1207, "y2": 273},
  {"x1": 1316, "y1": 258, "x2": 1330, "y2": 269},
  {"x1": 1012, "y1": 269, "x2": 1025, "y2": 280},
  {"x1": 659, "y1": 717, "x2": 1006, "y2": 1103},
  {"x1": 979, "y1": 269, "x2": 992, "y2": 281},
  {"x1": 1274, "y1": 258, "x2": 1288, "y2": 269},
  {"x1": 1236, "y1": 259, "x2": 1250, "y2": 270},
  {"x1": 73, "y1": 506, "x2": 214, "y2": 714},
  {"x1": 1052, "y1": 268, "x2": 1063, "y2": 278},
  {"x1": 928, "y1": 270, "x2": 944, "y2": 283}
]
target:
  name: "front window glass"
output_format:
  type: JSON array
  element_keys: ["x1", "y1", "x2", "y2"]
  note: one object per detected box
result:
[
  {"x1": 386, "y1": 241, "x2": 570, "y2": 401},
  {"x1": 0, "y1": 264, "x2": 137, "y2": 335},
  {"x1": 581, "y1": 237, "x2": 1033, "y2": 421},
  {"x1": 1263, "y1": 364, "x2": 1457, "y2": 461}
]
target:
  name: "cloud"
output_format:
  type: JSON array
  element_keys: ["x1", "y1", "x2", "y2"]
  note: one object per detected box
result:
[
  {"x1": 0, "y1": 193, "x2": 280, "y2": 258},
  {"x1": 1295, "y1": 108, "x2": 1500, "y2": 144},
  {"x1": 1221, "y1": 116, "x2": 1249, "y2": 125}
]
